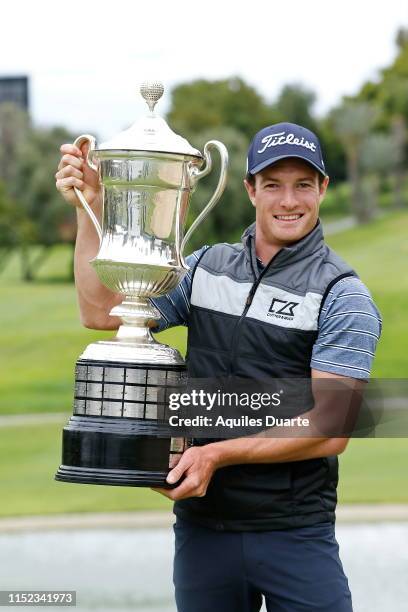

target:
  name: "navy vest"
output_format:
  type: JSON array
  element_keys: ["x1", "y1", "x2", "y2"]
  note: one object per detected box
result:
[{"x1": 174, "y1": 221, "x2": 356, "y2": 531}]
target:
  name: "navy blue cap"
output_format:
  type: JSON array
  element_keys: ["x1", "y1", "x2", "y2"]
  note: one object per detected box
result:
[{"x1": 246, "y1": 122, "x2": 327, "y2": 177}]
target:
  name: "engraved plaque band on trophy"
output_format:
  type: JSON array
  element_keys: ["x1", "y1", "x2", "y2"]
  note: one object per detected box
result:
[{"x1": 55, "y1": 81, "x2": 228, "y2": 487}]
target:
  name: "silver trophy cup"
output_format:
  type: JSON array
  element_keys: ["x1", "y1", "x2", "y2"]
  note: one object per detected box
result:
[{"x1": 55, "y1": 81, "x2": 228, "y2": 487}]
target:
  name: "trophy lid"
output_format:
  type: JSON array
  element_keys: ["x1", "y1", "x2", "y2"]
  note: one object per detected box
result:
[{"x1": 98, "y1": 81, "x2": 202, "y2": 157}]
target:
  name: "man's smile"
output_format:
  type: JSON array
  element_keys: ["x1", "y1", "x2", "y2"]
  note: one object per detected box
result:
[{"x1": 273, "y1": 214, "x2": 304, "y2": 222}]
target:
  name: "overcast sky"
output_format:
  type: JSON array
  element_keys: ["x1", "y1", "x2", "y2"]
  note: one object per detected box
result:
[{"x1": 1, "y1": 0, "x2": 407, "y2": 141}]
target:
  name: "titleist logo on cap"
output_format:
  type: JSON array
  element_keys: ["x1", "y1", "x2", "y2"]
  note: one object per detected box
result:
[{"x1": 257, "y1": 131, "x2": 317, "y2": 154}]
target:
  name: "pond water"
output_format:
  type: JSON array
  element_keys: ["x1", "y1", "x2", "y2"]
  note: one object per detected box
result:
[{"x1": 0, "y1": 523, "x2": 407, "y2": 611}]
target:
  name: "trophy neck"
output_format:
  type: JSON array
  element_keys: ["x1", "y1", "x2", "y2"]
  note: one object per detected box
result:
[
  {"x1": 79, "y1": 297, "x2": 185, "y2": 365},
  {"x1": 110, "y1": 297, "x2": 159, "y2": 329}
]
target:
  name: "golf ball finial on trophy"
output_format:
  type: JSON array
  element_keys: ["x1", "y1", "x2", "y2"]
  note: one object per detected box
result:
[{"x1": 55, "y1": 81, "x2": 228, "y2": 487}]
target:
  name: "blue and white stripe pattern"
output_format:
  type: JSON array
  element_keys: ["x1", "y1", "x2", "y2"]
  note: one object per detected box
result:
[
  {"x1": 151, "y1": 248, "x2": 382, "y2": 380},
  {"x1": 310, "y1": 276, "x2": 382, "y2": 379}
]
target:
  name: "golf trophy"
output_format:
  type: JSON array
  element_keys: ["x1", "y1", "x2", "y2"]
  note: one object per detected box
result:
[{"x1": 55, "y1": 81, "x2": 228, "y2": 487}]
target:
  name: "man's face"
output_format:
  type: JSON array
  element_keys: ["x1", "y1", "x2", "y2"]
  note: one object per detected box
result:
[{"x1": 244, "y1": 158, "x2": 329, "y2": 248}]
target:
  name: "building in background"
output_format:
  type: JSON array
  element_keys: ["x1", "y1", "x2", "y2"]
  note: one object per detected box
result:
[{"x1": 0, "y1": 76, "x2": 29, "y2": 111}]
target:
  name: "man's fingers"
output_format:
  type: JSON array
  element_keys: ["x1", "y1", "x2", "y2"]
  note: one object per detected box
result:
[
  {"x1": 166, "y1": 453, "x2": 193, "y2": 484},
  {"x1": 58, "y1": 154, "x2": 83, "y2": 172},
  {"x1": 55, "y1": 165, "x2": 83, "y2": 181},
  {"x1": 60, "y1": 143, "x2": 83, "y2": 157},
  {"x1": 170, "y1": 476, "x2": 201, "y2": 499},
  {"x1": 160, "y1": 474, "x2": 205, "y2": 501},
  {"x1": 56, "y1": 176, "x2": 84, "y2": 192}
]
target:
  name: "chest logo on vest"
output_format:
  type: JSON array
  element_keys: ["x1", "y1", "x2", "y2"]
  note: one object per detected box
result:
[{"x1": 267, "y1": 298, "x2": 299, "y2": 320}]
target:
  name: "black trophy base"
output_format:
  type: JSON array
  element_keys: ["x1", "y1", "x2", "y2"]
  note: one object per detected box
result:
[
  {"x1": 55, "y1": 415, "x2": 178, "y2": 488},
  {"x1": 55, "y1": 357, "x2": 187, "y2": 489},
  {"x1": 55, "y1": 465, "x2": 172, "y2": 488}
]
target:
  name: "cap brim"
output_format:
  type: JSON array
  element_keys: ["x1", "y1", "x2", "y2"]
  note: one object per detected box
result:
[{"x1": 249, "y1": 154, "x2": 327, "y2": 177}]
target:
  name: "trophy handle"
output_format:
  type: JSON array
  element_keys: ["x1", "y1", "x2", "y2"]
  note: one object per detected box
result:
[
  {"x1": 72, "y1": 134, "x2": 103, "y2": 244},
  {"x1": 181, "y1": 140, "x2": 228, "y2": 256}
]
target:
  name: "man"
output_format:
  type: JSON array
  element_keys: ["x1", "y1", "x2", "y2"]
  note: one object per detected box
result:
[{"x1": 56, "y1": 122, "x2": 382, "y2": 611}]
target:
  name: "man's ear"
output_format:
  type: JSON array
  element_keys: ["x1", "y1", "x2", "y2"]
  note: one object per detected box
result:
[
  {"x1": 319, "y1": 175, "x2": 330, "y2": 203},
  {"x1": 244, "y1": 179, "x2": 256, "y2": 207}
]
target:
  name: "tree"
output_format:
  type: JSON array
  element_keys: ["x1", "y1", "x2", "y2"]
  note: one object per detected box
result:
[
  {"x1": 11, "y1": 125, "x2": 77, "y2": 280},
  {"x1": 167, "y1": 78, "x2": 277, "y2": 142},
  {"x1": 0, "y1": 181, "x2": 26, "y2": 274},
  {"x1": 274, "y1": 83, "x2": 318, "y2": 132},
  {"x1": 331, "y1": 102, "x2": 379, "y2": 222},
  {"x1": 356, "y1": 29, "x2": 408, "y2": 209},
  {"x1": 182, "y1": 126, "x2": 252, "y2": 253},
  {"x1": 357, "y1": 29, "x2": 408, "y2": 125},
  {"x1": 359, "y1": 132, "x2": 400, "y2": 219},
  {"x1": 0, "y1": 103, "x2": 30, "y2": 184},
  {"x1": 390, "y1": 115, "x2": 407, "y2": 208},
  {"x1": 0, "y1": 104, "x2": 77, "y2": 281},
  {"x1": 273, "y1": 83, "x2": 347, "y2": 183},
  {"x1": 0, "y1": 104, "x2": 33, "y2": 278}
]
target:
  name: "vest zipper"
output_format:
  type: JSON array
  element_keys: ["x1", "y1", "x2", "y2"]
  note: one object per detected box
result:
[{"x1": 228, "y1": 249, "x2": 282, "y2": 375}]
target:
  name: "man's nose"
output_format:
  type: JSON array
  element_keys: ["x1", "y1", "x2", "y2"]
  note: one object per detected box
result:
[{"x1": 279, "y1": 187, "x2": 298, "y2": 208}]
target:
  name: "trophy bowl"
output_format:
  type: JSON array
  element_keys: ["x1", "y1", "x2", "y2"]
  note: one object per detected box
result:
[{"x1": 55, "y1": 81, "x2": 228, "y2": 487}]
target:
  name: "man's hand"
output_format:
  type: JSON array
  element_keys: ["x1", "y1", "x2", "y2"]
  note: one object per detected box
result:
[
  {"x1": 55, "y1": 143, "x2": 101, "y2": 209},
  {"x1": 152, "y1": 445, "x2": 220, "y2": 501},
  {"x1": 56, "y1": 142, "x2": 119, "y2": 330}
]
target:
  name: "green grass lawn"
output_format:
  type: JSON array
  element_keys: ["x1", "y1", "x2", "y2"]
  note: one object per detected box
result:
[
  {"x1": 0, "y1": 422, "x2": 172, "y2": 517},
  {"x1": 325, "y1": 213, "x2": 408, "y2": 378},
  {"x1": 0, "y1": 211, "x2": 407, "y2": 514}
]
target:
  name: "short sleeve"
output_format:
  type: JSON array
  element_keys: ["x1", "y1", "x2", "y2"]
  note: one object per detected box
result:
[
  {"x1": 311, "y1": 277, "x2": 382, "y2": 379},
  {"x1": 149, "y1": 246, "x2": 209, "y2": 332}
]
